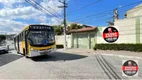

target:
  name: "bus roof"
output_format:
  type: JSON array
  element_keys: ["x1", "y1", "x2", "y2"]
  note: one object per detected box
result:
[{"x1": 14, "y1": 24, "x2": 53, "y2": 38}]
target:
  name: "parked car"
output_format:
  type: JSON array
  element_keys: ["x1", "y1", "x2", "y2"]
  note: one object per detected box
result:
[{"x1": 0, "y1": 35, "x2": 9, "y2": 53}]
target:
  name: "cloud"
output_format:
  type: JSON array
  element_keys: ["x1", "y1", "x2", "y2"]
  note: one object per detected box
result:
[
  {"x1": 48, "y1": 17, "x2": 63, "y2": 25},
  {"x1": 0, "y1": 0, "x2": 24, "y2": 4},
  {"x1": 41, "y1": 0, "x2": 63, "y2": 14},
  {"x1": 0, "y1": 6, "x2": 42, "y2": 20},
  {"x1": 0, "y1": 19, "x2": 26, "y2": 34},
  {"x1": 0, "y1": 0, "x2": 63, "y2": 20},
  {"x1": 35, "y1": 15, "x2": 47, "y2": 23},
  {"x1": 0, "y1": 0, "x2": 24, "y2": 8},
  {"x1": 0, "y1": 0, "x2": 64, "y2": 34}
]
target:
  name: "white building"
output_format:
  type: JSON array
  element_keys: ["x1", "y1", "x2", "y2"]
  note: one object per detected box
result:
[{"x1": 97, "y1": 4, "x2": 142, "y2": 44}]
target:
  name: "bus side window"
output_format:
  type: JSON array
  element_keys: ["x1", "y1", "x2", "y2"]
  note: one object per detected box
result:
[
  {"x1": 21, "y1": 32, "x2": 23, "y2": 41},
  {"x1": 18, "y1": 35, "x2": 20, "y2": 41},
  {"x1": 19, "y1": 34, "x2": 21, "y2": 41},
  {"x1": 20, "y1": 34, "x2": 22, "y2": 41},
  {"x1": 23, "y1": 32, "x2": 25, "y2": 40}
]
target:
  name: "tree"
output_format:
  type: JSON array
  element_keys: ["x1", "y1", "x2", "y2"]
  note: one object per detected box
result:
[
  {"x1": 0, "y1": 35, "x2": 6, "y2": 44},
  {"x1": 68, "y1": 23, "x2": 83, "y2": 30},
  {"x1": 53, "y1": 23, "x2": 83, "y2": 35},
  {"x1": 0, "y1": 35, "x2": 6, "y2": 40},
  {"x1": 53, "y1": 25, "x2": 63, "y2": 35}
]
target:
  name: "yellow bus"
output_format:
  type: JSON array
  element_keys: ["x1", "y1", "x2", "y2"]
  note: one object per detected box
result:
[{"x1": 14, "y1": 24, "x2": 56, "y2": 58}]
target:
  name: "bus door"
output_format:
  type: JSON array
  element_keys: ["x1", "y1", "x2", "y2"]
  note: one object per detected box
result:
[{"x1": 25, "y1": 30, "x2": 29, "y2": 55}]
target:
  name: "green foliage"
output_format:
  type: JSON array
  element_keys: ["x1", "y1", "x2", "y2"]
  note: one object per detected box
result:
[
  {"x1": 53, "y1": 23, "x2": 83, "y2": 35},
  {"x1": 53, "y1": 25, "x2": 63, "y2": 35},
  {"x1": 0, "y1": 35, "x2": 6, "y2": 40},
  {"x1": 95, "y1": 44, "x2": 142, "y2": 52},
  {"x1": 68, "y1": 23, "x2": 83, "y2": 30}
]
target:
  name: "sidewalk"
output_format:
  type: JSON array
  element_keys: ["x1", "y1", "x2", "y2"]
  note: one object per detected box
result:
[
  {"x1": 96, "y1": 50, "x2": 142, "y2": 58},
  {"x1": 57, "y1": 48, "x2": 95, "y2": 54},
  {"x1": 57, "y1": 48, "x2": 142, "y2": 58}
]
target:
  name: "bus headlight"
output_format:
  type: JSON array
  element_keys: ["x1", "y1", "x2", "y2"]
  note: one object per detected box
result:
[
  {"x1": 31, "y1": 48, "x2": 34, "y2": 50},
  {"x1": 31, "y1": 48, "x2": 38, "y2": 52}
]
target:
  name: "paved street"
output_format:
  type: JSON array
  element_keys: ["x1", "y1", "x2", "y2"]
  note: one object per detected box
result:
[{"x1": 0, "y1": 48, "x2": 142, "y2": 79}]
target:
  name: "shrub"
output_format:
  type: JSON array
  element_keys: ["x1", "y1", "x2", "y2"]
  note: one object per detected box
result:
[{"x1": 94, "y1": 44, "x2": 142, "y2": 52}]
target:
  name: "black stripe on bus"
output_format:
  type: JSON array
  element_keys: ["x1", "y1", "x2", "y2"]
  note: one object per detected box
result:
[{"x1": 30, "y1": 43, "x2": 55, "y2": 47}]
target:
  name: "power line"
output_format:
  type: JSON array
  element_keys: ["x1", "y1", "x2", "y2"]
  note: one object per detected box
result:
[
  {"x1": 47, "y1": 6, "x2": 63, "y2": 18},
  {"x1": 81, "y1": 16, "x2": 113, "y2": 24},
  {"x1": 72, "y1": 0, "x2": 142, "y2": 22},
  {"x1": 44, "y1": 1, "x2": 63, "y2": 18},
  {"x1": 117, "y1": 0, "x2": 142, "y2": 9},
  {"x1": 25, "y1": 0, "x2": 62, "y2": 22},
  {"x1": 73, "y1": 9, "x2": 113, "y2": 22},
  {"x1": 119, "y1": 5, "x2": 142, "y2": 13},
  {"x1": 77, "y1": 8, "x2": 142, "y2": 26},
  {"x1": 78, "y1": 5, "x2": 142, "y2": 23},
  {"x1": 67, "y1": 0, "x2": 102, "y2": 16},
  {"x1": 78, "y1": 11, "x2": 113, "y2": 22},
  {"x1": 29, "y1": 0, "x2": 62, "y2": 19},
  {"x1": 80, "y1": 13, "x2": 142, "y2": 26}
]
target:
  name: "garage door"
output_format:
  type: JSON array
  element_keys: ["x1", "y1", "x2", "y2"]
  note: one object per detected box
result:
[
  {"x1": 77, "y1": 33, "x2": 88, "y2": 48},
  {"x1": 73, "y1": 33, "x2": 88, "y2": 49},
  {"x1": 90, "y1": 33, "x2": 95, "y2": 49}
]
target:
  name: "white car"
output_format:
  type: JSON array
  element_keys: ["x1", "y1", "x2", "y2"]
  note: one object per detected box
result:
[{"x1": 0, "y1": 40, "x2": 9, "y2": 53}]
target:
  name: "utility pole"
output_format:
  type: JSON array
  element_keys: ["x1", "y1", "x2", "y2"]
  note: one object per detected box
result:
[
  {"x1": 58, "y1": 0, "x2": 67, "y2": 49},
  {"x1": 113, "y1": 8, "x2": 119, "y2": 21}
]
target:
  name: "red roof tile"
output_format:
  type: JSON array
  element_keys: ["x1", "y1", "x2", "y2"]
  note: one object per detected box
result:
[{"x1": 68, "y1": 27, "x2": 97, "y2": 33}]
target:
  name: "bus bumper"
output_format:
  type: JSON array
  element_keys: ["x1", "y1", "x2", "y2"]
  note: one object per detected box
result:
[{"x1": 29, "y1": 47, "x2": 56, "y2": 57}]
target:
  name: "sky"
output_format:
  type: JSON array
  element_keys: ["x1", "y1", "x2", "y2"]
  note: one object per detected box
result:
[{"x1": 0, "y1": 0, "x2": 141, "y2": 34}]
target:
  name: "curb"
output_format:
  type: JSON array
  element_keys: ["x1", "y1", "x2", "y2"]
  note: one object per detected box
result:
[{"x1": 99, "y1": 53, "x2": 142, "y2": 59}]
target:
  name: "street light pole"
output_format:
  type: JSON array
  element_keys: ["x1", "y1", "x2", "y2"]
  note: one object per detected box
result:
[{"x1": 59, "y1": 0, "x2": 67, "y2": 49}]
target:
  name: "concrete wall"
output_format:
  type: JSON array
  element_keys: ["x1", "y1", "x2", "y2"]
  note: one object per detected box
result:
[
  {"x1": 96, "y1": 16, "x2": 142, "y2": 44},
  {"x1": 55, "y1": 17, "x2": 142, "y2": 49},
  {"x1": 96, "y1": 5, "x2": 142, "y2": 44},
  {"x1": 55, "y1": 32, "x2": 96, "y2": 49},
  {"x1": 96, "y1": 4, "x2": 142, "y2": 44},
  {"x1": 127, "y1": 4, "x2": 142, "y2": 18},
  {"x1": 55, "y1": 35, "x2": 72, "y2": 48},
  {"x1": 140, "y1": 17, "x2": 142, "y2": 43},
  {"x1": 96, "y1": 27, "x2": 107, "y2": 44},
  {"x1": 114, "y1": 18, "x2": 136, "y2": 43}
]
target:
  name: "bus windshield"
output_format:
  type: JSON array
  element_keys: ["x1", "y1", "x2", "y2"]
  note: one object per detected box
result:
[{"x1": 28, "y1": 31, "x2": 54, "y2": 45}]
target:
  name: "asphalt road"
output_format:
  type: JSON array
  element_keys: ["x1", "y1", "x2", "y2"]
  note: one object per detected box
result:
[{"x1": 0, "y1": 49, "x2": 141, "y2": 79}]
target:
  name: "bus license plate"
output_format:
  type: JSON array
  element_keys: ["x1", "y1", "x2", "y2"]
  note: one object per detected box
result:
[{"x1": 40, "y1": 50, "x2": 51, "y2": 54}]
